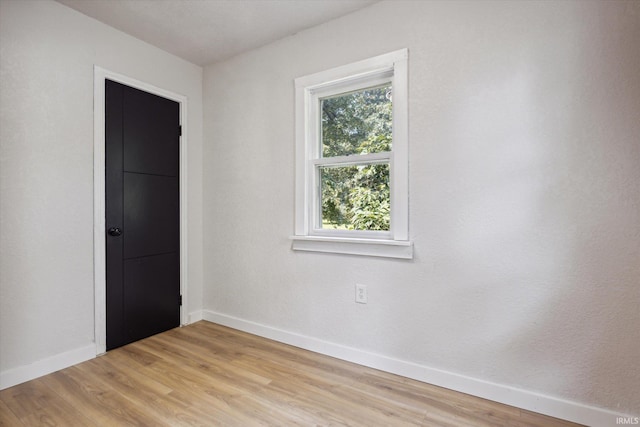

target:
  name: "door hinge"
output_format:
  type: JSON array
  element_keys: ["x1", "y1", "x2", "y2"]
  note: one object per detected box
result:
[
  {"x1": 178, "y1": 125, "x2": 182, "y2": 136},
  {"x1": 179, "y1": 295, "x2": 183, "y2": 306}
]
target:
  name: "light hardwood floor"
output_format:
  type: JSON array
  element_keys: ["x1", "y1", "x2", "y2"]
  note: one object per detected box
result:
[{"x1": 1, "y1": 321, "x2": 582, "y2": 426}]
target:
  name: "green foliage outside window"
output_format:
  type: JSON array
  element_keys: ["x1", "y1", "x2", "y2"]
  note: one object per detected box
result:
[{"x1": 320, "y1": 85, "x2": 392, "y2": 231}]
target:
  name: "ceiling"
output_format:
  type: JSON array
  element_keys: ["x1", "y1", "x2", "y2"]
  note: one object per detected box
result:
[{"x1": 56, "y1": 0, "x2": 377, "y2": 66}]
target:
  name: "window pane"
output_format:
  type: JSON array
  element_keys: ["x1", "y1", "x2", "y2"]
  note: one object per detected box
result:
[
  {"x1": 321, "y1": 84, "x2": 392, "y2": 157},
  {"x1": 320, "y1": 163, "x2": 390, "y2": 231}
]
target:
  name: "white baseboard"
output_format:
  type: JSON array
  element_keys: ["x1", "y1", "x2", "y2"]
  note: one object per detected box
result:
[
  {"x1": 187, "y1": 310, "x2": 203, "y2": 324},
  {"x1": 203, "y1": 310, "x2": 631, "y2": 427},
  {"x1": 0, "y1": 344, "x2": 96, "y2": 390}
]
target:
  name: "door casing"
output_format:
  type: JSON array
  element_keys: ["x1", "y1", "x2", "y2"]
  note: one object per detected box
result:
[{"x1": 93, "y1": 66, "x2": 189, "y2": 355}]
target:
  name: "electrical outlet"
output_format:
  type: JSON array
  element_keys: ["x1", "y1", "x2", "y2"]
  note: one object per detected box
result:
[{"x1": 355, "y1": 284, "x2": 367, "y2": 304}]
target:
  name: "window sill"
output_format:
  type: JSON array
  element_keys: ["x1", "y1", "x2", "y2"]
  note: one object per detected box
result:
[{"x1": 290, "y1": 235, "x2": 413, "y2": 259}]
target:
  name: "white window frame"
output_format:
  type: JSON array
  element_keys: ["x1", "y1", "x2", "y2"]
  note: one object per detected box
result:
[{"x1": 291, "y1": 49, "x2": 412, "y2": 259}]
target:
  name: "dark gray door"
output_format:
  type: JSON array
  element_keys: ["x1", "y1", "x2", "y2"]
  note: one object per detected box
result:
[{"x1": 105, "y1": 79, "x2": 180, "y2": 351}]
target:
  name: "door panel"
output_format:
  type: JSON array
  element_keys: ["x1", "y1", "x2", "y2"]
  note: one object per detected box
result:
[
  {"x1": 123, "y1": 86, "x2": 179, "y2": 177},
  {"x1": 123, "y1": 172, "x2": 179, "y2": 259},
  {"x1": 106, "y1": 79, "x2": 180, "y2": 351},
  {"x1": 124, "y1": 253, "x2": 180, "y2": 343},
  {"x1": 105, "y1": 80, "x2": 126, "y2": 350}
]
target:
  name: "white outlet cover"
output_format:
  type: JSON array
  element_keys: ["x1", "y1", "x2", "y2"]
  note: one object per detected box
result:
[{"x1": 355, "y1": 284, "x2": 367, "y2": 304}]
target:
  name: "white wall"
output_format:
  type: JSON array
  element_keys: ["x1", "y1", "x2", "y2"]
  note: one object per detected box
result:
[
  {"x1": 203, "y1": 0, "x2": 640, "y2": 422},
  {"x1": 0, "y1": 0, "x2": 203, "y2": 382}
]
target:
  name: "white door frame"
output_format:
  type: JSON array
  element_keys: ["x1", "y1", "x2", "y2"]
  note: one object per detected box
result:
[{"x1": 93, "y1": 66, "x2": 189, "y2": 355}]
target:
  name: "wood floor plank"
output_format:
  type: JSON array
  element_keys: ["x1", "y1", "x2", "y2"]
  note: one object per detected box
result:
[
  {"x1": 41, "y1": 367, "x2": 166, "y2": 426},
  {"x1": 0, "y1": 380, "x2": 51, "y2": 420},
  {"x1": 350, "y1": 372, "x2": 521, "y2": 427},
  {"x1": 0, "y1": 378, "x2": 95, "y2": 426},
  {"x1": 0, "y1": 399, "x2": 23, "y2": 426},
  {"x1": 105, "y1": 350, "x2": 263, "y2": 425},
  {"x1": 0, "y1": 321, "x2": 585, "y2": 426},
  {"x1": 72, "y1": 358, "x2": 206, "y2": 426},
  {"x1": 141, "y1": 331, "x2": 273, "y2": 388}
]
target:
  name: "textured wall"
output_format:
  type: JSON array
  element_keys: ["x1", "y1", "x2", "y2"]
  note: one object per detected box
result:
[
  {"x1": 203, "y1": 0, "x2": 640, "y2": 416},
  {"x1": 0, "y1": 0, "x2": 203, "y2": 373}
]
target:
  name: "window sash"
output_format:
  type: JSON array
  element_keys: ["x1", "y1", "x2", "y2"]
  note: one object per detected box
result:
[{"x1": 310, "y1": 155, "x2": 392, "y2": 238}]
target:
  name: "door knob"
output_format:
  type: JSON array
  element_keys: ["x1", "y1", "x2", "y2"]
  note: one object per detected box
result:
[{"x1": 108, "y1": 227, "x2": 122, "y2": 236}]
